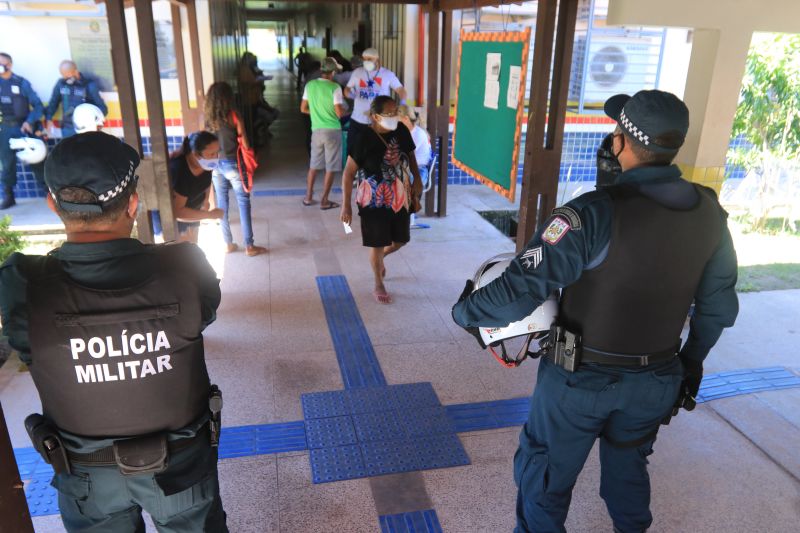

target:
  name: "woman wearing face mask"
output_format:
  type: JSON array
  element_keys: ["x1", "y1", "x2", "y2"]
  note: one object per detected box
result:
[
  {"x1": 205, "y1": 82, "x2": 267, "y2": 256},
  {"x1": 341, "y1": 96, "x2": 422, "y2": 304},
  {"x1": 170, "y1": 131, "x2": 224, "y2": 244}
]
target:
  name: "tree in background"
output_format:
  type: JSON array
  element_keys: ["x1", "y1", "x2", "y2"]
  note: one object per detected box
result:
[
  {"x1": 728, "y1": 33, "x2": 800, "y2": 232},
  {"x1": 0, "y1": 216, "x2": 23, "y2": 264}
]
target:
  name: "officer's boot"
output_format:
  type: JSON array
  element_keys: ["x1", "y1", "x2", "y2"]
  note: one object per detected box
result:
[{"x1": 0, "y1": 187, "x2": 15, "y2": 210}]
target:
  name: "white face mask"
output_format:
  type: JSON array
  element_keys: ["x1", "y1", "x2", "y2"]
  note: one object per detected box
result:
[
  {"x1": 363, "y1": 61, "x2": 377, "y2": 73},
  {"x1": 378, "y1": 116, "x2": 398, "y2": 131},
  {"x1": 0, "y1": 65, "x2": 7, "y2": 74},
  {"x1": 197, "y1": 157, "x2": 219, "y2": 171}
]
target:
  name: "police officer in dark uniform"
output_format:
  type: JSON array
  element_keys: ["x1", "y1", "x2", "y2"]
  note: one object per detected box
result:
[
  {"x1": 0, "y1": 52, "x2": 44, "y2": 209},
  {"x1": 0, "y1": 132, "x2": 228, "y2": 532},
  {"x1": 453, "y1": 90, "x2": 739, "y2": 533},
  {"x1": 45, "y1": 60, "x2": 108, "y2": 139}
]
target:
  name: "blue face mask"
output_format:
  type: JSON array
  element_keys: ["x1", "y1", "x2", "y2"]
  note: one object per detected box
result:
[{"x1": 197, "y1": 157, "x2": 219, "y2": 171}]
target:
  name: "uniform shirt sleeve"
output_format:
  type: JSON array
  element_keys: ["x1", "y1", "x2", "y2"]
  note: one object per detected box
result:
[
  {"x1": 86, "y1": 81, "x2": 108, "y2": 115},
  {"x1": 22, "y1": 79, "x2": 44, "y2": 125},
  {"x1": 452, "y1": 191, "x2": 612, "y2": 328},
  {"x1": 0, "y1": 254, "x2": 32, "y2": 364},
  {"x1": 679, "y1": 220, "x2": 739, "y2": 364},
  {"x1": 333, "y1": 86, "x2": 344, "y2": 105},
  {"x1": 346, "y1": 70, "x2": 360, "y2": 89},
  {"x1": 45, "y1": 81, "x2": 62, "y2": 121},
  {"x1": 172, "y1": 243, "x2": 221, "y2": 330}
]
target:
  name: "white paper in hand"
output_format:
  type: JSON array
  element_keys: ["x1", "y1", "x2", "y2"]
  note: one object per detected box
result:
[{"x1": 343, "y1": 222, "x2": 353, "y2": 234}]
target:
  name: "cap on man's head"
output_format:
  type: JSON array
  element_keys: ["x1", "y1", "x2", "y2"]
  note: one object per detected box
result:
[
  {"x1": 604, "y1": 90, "x2": 689, "y2": 153},
  {"x1": 321, "y1": 57, "x2": 342, "y2": 73},
  {"x1": 45, "y1": 132, "x2": 140, "y2": 213},
  {"x1": 362, "y1": 47, "x2": 380, "y2": 59}
]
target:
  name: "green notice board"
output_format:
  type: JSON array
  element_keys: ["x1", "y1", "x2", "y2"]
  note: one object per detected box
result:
[{"x1": 452, "y1": 29, "x2": 531, "y2": 201}]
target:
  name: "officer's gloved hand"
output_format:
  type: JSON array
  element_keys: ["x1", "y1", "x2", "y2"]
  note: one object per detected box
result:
[
  {"x1": 679, "y1": 356, "x2": 703, "y2": 411},
  {"x1": 458, "y1": 279, "x2": 475, "y2": 303}
]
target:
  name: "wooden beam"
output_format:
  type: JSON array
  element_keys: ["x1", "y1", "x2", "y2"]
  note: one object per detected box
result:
[
  {"x1": 0, "y1": 402, "x2": 34, "y2": 533},
  {"x1": 437, "y1": 8, "x2": 453, "y2": 217},
  {"x1": 425, "y1": 8, "x2": 440, "y2": 216},
  {"x1": 436, "y1": 0, "x2": 511, "y2": 11},
  {"x1": 185, "y1": 0, "x2": 205, "y2": 122},
  {"x1": 134, "y1": 0, "x2": 177, "y2": 242},
  {"x1": 245, "y1": 8, "x2": 294, "y2": 22},
  {"x1": 516, "y1": 0, "x2": 578, "y2": 251},
  {"x1": 106, "y1": 0, "x2": 153, "y2": 243}
]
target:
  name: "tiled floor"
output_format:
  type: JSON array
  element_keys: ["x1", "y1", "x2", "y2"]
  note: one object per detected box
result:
[{"x1": 2, "y1": 62, "x2": 800, "y2": 532}]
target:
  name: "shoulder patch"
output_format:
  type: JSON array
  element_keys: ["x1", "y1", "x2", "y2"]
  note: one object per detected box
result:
[
  {"x1": 552, "y1": 206, "x2": 582, "y2": 230},
  {"x1": 542, "y1": 216, "x2": 571, "y2": 245}
]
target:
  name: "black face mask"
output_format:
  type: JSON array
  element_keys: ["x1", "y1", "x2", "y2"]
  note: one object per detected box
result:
[{"x1": 596, "y1": 133, "x2": 622, "y2": 188}]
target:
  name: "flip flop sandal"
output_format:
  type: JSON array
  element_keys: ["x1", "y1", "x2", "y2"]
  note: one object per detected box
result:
[
  {"x1": 302, "y1": 199, "x2": 317, "y2": 206},
  {"x1": 320, "y1": 201, "x2": 340, "y2": 210}
]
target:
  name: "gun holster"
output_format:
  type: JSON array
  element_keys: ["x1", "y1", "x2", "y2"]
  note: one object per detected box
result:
[
  {"x1": 209, "y1": 384, "x2": 223, "y2": 447},
  {"x1": 548, "y1": 325, "x2": 582, "y2": 372},
  {"x1": 25, "y1": 414, "x2": 71, "y2": 475}
]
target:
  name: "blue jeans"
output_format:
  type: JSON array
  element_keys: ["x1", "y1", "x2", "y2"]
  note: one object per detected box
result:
[
  {"x1": 213, "y1": 159, "x2": 254, "y2": 247},
  {"x1": 514, "y1": 357, "x2": 683, "y2": 533}
]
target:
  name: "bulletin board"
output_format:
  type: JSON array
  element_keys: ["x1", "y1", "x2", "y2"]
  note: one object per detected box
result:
[{"x1": 452, "y1": 29, "x2": 531, "y2": 201}]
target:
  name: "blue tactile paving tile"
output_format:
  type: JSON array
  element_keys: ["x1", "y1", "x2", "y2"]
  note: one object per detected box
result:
[
  {"x1": 696, "y1": 367, "x2": 800, "y2": 402},
  {"x1": 309, "y1": 445, "x2": 366, "y2": 483},
  {"x1": 305, "y1": 416, "x2": 358, "y2": 449},
  {"x1": 415, "y1": 433, "x2": 471, "y2": 470},
  {"x1": 353, "y1": 411, "x2": 406, "y2": 443},
  {"x1": 362, "y1": 439, "x2": 421, "y2": 476},
  {"x1": 316, "y1": 275, "x2": 387, "y2": 389},
  {"x1": 379, "y1": 509, "x2": 444, "y2": 533},
  {"x1": 14, "y1": 447, "x2": 54, "y2": 480},
  {"x1": 390, "y1": 382, "x2": 441, "y2": 410},
  {"x1": 400, "y1": 406, "x2": 455, "y2": 437},
  {"x1": 301, "y1": 390, "x2": 351, "y2": 419},
  {"x1": 348, "y1": 386, "x2": 398, "y2": 413},
  {"x1": 25, "y1": 476, "x2": 60, "y2": 517},
  {"x1": 218, "y1": 421, "x2": 307, "y2": 458}
]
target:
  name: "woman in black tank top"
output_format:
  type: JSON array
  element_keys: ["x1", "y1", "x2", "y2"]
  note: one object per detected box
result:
[{"x1": 204, "y1": 82, "x2": 267, "y2": 256}]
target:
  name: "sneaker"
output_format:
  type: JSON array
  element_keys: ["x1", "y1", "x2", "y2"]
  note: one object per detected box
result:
[
  {"x1": 246, "y1": 245, "x2": 267, "y2": 257},
  {"x1": 226, "y1": 243, "x2": 239, "y2": 253}
]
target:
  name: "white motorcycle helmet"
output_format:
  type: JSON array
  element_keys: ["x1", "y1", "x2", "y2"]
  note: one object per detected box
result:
[
  {"x1": 8, "y1": 137, "x2": 47, "y2": 165},
  {"x1": 72, "y1": 103, "x2": 105, "y2": 133},
  {"x1": 473, "y1": 253, "x2": 558, "y2": 367}
]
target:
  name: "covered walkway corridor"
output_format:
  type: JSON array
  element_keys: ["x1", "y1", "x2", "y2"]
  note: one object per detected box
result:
[{"x1": 2, "y1": 62, "x2": 800, "y2": 533}]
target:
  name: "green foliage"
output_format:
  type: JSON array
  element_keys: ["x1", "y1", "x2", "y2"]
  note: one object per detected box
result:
[
  {"x1": 730, "y1": 34, "x2": 800, "y2": 169},
  {"x1": 737, "y1": 263, "x2": 800, "y2": 292},
  {"x1": 0, "y1": 215, "x2": 24, "y2": 264}
]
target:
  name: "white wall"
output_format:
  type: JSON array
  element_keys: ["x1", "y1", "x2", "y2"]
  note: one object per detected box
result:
[{"x1": 657, "y1": 28, "x2": 692, "y2": 98}]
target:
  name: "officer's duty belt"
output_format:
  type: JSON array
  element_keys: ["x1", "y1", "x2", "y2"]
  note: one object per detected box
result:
[
  {"x1": 580, "y1": 346, "x2": 677, "y2": 367},
  {"x1": 67, "y1": 426, "x2": 207, "y2": 467}
]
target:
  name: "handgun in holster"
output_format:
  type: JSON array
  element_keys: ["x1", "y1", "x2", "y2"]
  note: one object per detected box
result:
[
  {"x1": 209, "y1": 385, "x2": 223, "y2": 447},
  {"x1": 25, "y1": 413, "x2": 71, "y2": 475},
  {"x1": 548, "y1": 325, "x2": 582, "y2": 372}
]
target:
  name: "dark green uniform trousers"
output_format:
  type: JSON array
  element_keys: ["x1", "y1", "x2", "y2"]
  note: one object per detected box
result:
[{"x1": 52, "y1": 439, "x2": 228, "y2": 533}]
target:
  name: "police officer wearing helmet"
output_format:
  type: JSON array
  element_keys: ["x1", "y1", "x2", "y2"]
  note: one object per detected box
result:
[
  {"x1": 45, "y1": 60, "x2": 108, "y2": 139},
  {"x1": 452, "y1": 90, "x2": 739, "y2": 533},
  {"x1": 0, "y1": 52, "x2": 44, "y2": 210},
  {"x1": 0, "y1": 132, "x2": 228, "y2": 532}
]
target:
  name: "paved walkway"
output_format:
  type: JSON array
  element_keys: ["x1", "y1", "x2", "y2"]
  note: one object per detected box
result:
[{"x1": 2, "y1": 62, "x2": 799, "y2": 532}]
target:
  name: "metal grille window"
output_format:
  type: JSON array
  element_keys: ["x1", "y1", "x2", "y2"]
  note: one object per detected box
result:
[{"x1": 370, "y1": 4, "x2": 405, "y2": 79}]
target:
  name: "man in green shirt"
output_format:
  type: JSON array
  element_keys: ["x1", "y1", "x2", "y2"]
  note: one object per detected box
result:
[{"x1": 301, "y1": 57, "x2": 347, "y2": 210}]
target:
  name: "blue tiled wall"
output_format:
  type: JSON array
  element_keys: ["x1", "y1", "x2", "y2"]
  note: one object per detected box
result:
[
  {"x1": 12, "y1": 132, "x2": 749, "y2": 199},
  {"x1": 11, "y1": 136, "x2": 185, "y2": 199}
]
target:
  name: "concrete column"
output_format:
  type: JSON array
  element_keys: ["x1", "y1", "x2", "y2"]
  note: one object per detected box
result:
[{"x1": 676, "y1": 28, "x2": 752, "y2": 192}]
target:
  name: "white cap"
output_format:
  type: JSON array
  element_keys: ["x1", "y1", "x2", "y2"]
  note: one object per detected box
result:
[{"x1": 362, "y1": 48, "x2": 380, "y2": 59}]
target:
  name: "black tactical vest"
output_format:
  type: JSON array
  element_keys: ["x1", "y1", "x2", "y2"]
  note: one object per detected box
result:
[
  {"x1": 25, "y1": 249, "x2": 211, "y2": 438},
  {"x1": 0, "y1": 75, "x2": 30, "y2": 124},
  {"x1": 559, "y1": 184, "x2": 724, "y2": 355}
]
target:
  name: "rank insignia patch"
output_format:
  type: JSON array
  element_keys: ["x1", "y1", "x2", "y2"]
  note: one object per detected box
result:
[
  {"x1": 520, "y1": 246, "x2": 543, "y2": 269},
  {"x1": 542, "y1": 216, "x2": 571, "y2": 245}
]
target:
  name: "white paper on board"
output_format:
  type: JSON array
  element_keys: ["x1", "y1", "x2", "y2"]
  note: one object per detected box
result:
[
  {"x1": 486, "y1": 53, "x2": 501, "y2": 81},
  {"x1": 484, "y1": 80, "x2": 500, "y2": 109},
  {"x1": 507, "y1": 65, "x2": 522, "y2": 109}
]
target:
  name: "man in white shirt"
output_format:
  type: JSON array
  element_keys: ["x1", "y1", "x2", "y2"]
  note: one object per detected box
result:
[{"x1": 344, "y1": 47, "x2": 407, "y2": 156}]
